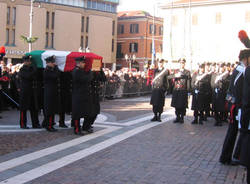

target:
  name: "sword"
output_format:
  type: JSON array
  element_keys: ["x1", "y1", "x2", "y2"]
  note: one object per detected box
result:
[{"x1": 0, "y1": 90, "x2": 19, "y2": 107}]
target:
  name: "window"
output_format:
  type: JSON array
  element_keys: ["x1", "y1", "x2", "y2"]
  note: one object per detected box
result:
[
  {"x1": 129, "y1": 43, "x2": 138, "y2": 53},
  {"x1": 81, "y1": 36, "x2": 84, "y2": 48},
  {"x1": 45, "y1": 32, "x2": 49, "y2": 48},
  {"x1": 192, "y1": 14, "x2": 198, "y2": 25},
  {"x1": 112, "y1": 39, "x2": 114, "y2": 52},
  {"x1": 86, "y1": 17, "x2": 89, "y2": 33},
  {"x1": 46, "y1": 11, "x2": 50, "y2": 29},
  {"x1": 12, "y1": 29, "x2": 15, "y2": 45},
  {"x1": 81, "y1": 16, "x2": 85, "y2": 32},
  {"x1": 12, "y1": 7, "x2": 16, "y2": 25},
  {"x1": 215, "y1": 12, "x2": 221, "y2": 24},
  {"x1": 51, "y1": 33, "x2": 54, "y2": 48},
  {"x1": 92, "y1": 1, "x2": 97, "y2": 9},
  {"x1": 85, "y1": 36, "x2": 88, "y2": 48},
  {"x1": 117, "y1": 43, "x2": 122, "y2": 58},
  {"x1": 246, "y1": 11, "x2": 250, "y2": 23},
  {"x1": 7, "y1": 7, "x2": 10, "y2": 25},
  {"x1": 130, "y1": 24, "x2": 139, "y2": 33},
  {"x1": 112, "y1": 20, "x2": 115, "y2": 36},
  {"x1": 87, "y1": 0, "x2": 91, "y2": 8},
  {"x1": 149, "y1": 24, "x2": 156, "y2": 34},
  {"x1": 51, "y1": 12, "x2": 55, "y2": 29},
  {"x1": 159, "y1": 26, "x2": 163, "y2": 35},
  {"x1": 6, "y1": 29, "x2": 9, "y2": 45},
  {"x1": 118, "y1": 24, "x2": 124, "y2": 34}
]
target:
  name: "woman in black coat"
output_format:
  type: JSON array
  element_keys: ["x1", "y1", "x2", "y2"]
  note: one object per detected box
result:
[
  {"x1": 43, "y1": 56, "x2": 60, "y2": 132},
  {"x1": 72, "y1": 56, "x2": 93, "y2": 135}
]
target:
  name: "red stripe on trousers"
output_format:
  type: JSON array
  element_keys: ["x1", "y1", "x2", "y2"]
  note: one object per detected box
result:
[{"x1": 75, "y1": 120, "x2": 79, "y2": 133}]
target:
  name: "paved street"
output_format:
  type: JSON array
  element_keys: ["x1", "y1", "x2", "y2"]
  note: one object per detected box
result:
[{"x1": 0, "y1": 96, "x2": 247, "y2": 184}]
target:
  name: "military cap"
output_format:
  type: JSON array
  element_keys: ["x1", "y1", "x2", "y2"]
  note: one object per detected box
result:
[
  {"x1": 178, "y1": 58, "x2": 186, "y2": 63},
  {"x1": 22, "y1": 55, "x2": 32, "y2": 61},
  {"x1": 239, "y1": 49, "x2": 250, "y2": 60},
  {"x1": 45, "y1": 55, "x2": 56, "y2": 63},
  {"x1": 198, "y1": 63, "x2": 205, "y2": 68},
  {"x1": 219, "y1": 62, "x2": 226, "y2": 67},
  {"x1": 75, "y1": 56, "x2": 86, "y2": 63}
]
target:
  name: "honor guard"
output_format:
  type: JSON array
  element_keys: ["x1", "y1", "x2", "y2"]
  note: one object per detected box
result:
[
  {"x1": 191, "y1": 63, "x2": 210, "y2": 125},
  {"x1": 43, "y1": 55, "x2": 60, "y2": 132},
  {"x1": 150, "y1": 60, "x2": 169, "y2": 122},
  {"x1": 72, "y1": 56, "x2": 93, "y2": 135},
  {"x1": 211, "y1": 63, "x2": 229, "y2": 126},
  {"x1": 169, "y1": 58, "x2": 191, "y2": 123},
  {"x1": 219, "y1": 49, "x2": 250, "y2": 165},
  {"x1": 18, "y1": 55, "x2": 41, "y2": 129}
]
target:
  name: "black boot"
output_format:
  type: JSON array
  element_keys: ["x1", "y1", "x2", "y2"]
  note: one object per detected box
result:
[
  {"x1": 157, "y1": 113, "x2": 162, "y2": 122},
  {"x1": 151, "y1": 113, "x2": 158, "y2": 121},
  {"x1": 173, "y1": 115, "x2": 180, "y2": 123},
  {"x1": 179, "y1": 115, "x2": 184, "y2": 123},
  {"x1": 198, "y1": 116, "x2": 203, "y2": 125},
  {"x1": 191, "y1": 118, "x2": 198, "y2": 124}
]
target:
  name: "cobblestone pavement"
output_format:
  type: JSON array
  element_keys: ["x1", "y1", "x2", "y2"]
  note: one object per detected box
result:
[{"x1": 0, "y1": 96, "x2": 247, "y2": 184}]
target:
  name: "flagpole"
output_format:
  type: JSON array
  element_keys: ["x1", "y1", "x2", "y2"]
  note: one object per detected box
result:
[
  {"x1": 151, "y1": 3, "x2": 156, "y2": 66},
  {"x1": 29, "y1": 0, "x2": 34, "y2": 52}
]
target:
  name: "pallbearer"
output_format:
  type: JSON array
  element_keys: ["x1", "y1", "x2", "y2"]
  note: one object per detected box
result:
[
  {"x1": 43, "y1": 55, "x2": 60, "y2": 132},
  {"x1": 72, "y1": 56, "x2": 93, "y2": 135},
  {"x1": 18, "y1": 55, "x2": 40, "y2": 129}
]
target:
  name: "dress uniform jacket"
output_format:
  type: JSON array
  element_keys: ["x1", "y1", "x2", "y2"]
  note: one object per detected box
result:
[
  {"x1": 43, "y1": 66, "x2": 60, "y2": 116},
  {"x1": 72, "y1": 67, "x2": 93, "y2": 119},
  {"x1": 170, "y1": 69, "x2": 191, "y2": 109},
  {"x1": 150, "y1": 68, "x2": 169, "y2": 107},
  {"x1": 240, "y1": 66, "x2": 250, "y2": 168},
  {"x1": 211, "y1": 72, "x2": 229, "y2": 112},
  {"x1": 18, "y1": 64, "x2": 38, "y2": 111},
  {"x1": 191, "y1": 72, "x2": 210, "y2": 111}
]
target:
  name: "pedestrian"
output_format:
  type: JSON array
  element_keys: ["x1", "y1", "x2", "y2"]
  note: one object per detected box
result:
[
  {"x1": 43, "y1": 55, "x2": 60, "y2": 132},
  {"x1": 219, "y1": 49, "x2": 250, "y2": 165},
  {"x1": 17, "y1": 55, "x2": 41, "y2": 129},
  {"x1": 169, "y1": 58, "x2": 191, "y2": 123},
  {"x1": 72, "y1": 56, "x2": 93, "y2": 135},
  {"x1": 150, "y1": 60, "x2": 169, "y2": 122}
]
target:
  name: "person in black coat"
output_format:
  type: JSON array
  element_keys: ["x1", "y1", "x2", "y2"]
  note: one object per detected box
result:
[
  {"x1": 72, "y1": 56, "x2": 93, "y2": 135},
  {"x1": 18, "y1": 55, "x2": 40, "y2": 129},
  {"x1": 43, "y1": 56, "x2": 60, "y2": 132},
  {"x1": 211, "y1": 63, "x2": 230, "y2": 126},
  {"x1": 191, "y1": 63, "x2": 210, "y2": 125},
  {"x1": 219, "y1": 49, "x2": 249, "y2": 165},
  {"x1": 169, "y1": 58, "x2": 191, "y2": 123},
  {"x1": 150, "y1": 60, "x2": 169, "y2": 122}
]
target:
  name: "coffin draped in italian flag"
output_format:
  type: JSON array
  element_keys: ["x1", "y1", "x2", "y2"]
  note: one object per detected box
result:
[{"x1": 26, "y1": 50, "x2": 103, "y2": 72}]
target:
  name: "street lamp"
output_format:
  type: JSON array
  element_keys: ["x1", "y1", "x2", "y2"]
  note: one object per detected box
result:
[
  {"x1": 125, "y1": 54, "x2": 136, "y2": 72},
  {"x1": 29, "y1": 0, "x2": 34, "y2": 52}
]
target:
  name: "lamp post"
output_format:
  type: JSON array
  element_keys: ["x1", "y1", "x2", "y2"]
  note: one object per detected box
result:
[
  {"x1": 125, "y1": 54, "x2": 136, "y2": 72},
  {"x1": 29, "y1": 0, "x2": 34, "y2": 52}
]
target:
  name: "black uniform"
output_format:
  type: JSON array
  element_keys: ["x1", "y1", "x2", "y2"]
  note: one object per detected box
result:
[
  {"x1": 150, "y1": 68, "x2": 169, "y2": 122},
  {"x1": 43, "y1": 65, "x2": 60, "y2": 131},
  {"x1": 72, "y1": 66, "x2": 92, "y2": 134},
  {"x1": 169, "y1": 69, "x2": 191, "y2": 123},
  {"x1": 211, "y1": 70, "x2": 229, "y2": 126},
  {"x1": 240, "y1": 66, "x2": 250, "y2": 184},
  {"x1": 82, "y1": 70, "x2": 106, "y2": 131},
  {"x1": 191, "y1": 71, "x2": 210, "y2": 124},
  {"x1": 219, "y1": 64, "x2": 244, "y2": 164},
  {"x1": 18, "y1": 64, "x2": 40, "y2": 128}
]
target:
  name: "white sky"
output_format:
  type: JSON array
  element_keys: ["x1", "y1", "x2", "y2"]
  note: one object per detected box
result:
[{"x1": 117, "y1": 0, "x2": 163, "y2": 16}]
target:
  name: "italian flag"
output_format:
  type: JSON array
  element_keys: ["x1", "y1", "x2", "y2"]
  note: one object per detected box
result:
[{"x1": 27, "y1": 50, "x2": 103, "y2": 72}]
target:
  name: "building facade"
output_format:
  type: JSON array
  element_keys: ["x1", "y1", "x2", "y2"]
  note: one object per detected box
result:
[
  {"x1": 0, "y1": 0, "x2": 119, "y2": 64},
  {"x1": 159, "y1": 0, "x2": 250, "y2": 70},
  {"x1": 116, "y1": 11, "x2": 163, "y2": 71}
]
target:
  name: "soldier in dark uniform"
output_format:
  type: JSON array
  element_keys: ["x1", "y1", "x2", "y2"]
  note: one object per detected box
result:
[
  {"x1": 191, "y1": 63, "x2": 210, "y2": 125},
  {"x1": 219, "y1": 49, "x2": 250, "y2": 165},
  {"x1": 150, "y1": 60, "x2": 169, "y2": 122},
  {"x1": 18, "y1": 55, "x2": 41, "y2": 129},
  {"x1": 43, "y1": 56, "x2": 60, "y2": 132},
  {"x1": 211, "y1": 63, "x2": 229, "y2": 126},
  {"x1": 240, "y1": 65, "x2": 250, "y2": 184},
  {"x1": 169, "y1": 58, "x2": 191, "y2": 123},
  {"x1": 83, "y1": 67, "x2": 107, "y2": 132},
  {"x1": 72, "y1": 56, "x2": 93, "y2": 135}
]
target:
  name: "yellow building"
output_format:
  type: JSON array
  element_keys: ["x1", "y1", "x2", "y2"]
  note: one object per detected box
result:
[{"x1": 0, "y1": 0, "x2": 118, "y2": 64}]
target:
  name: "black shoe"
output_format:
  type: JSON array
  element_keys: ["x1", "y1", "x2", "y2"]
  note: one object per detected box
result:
[
  {"x1": 230, "y1": 158, "x2": 240, "y2": 166},
  {"x1": 173, "y1": 118, "x2": 180, "y2": 123},
  {"x1": 219, "y1": 158, "x2": 231, "y2": 165},
  {"x1": 0, "y1": 116, "x2": 2, "y2": 119},
  {"x1": 198, "y1": 119, "x2": 203, "y2": 125},
  {"x1": 21, "y1": 126, "x2": 30, "y2": 129},
  {"x1": 157, "y1": 117, "x2": 162, "y2": 122},
  {"x1": 86, "y1": 128, "x2": 94, "y2": 133},
  {"x1": 179, "y1": 118, "x2": 184, "y2": 123},
  {"x1": 151, "y1": 116, "x2": 157, "y2": 122},
  {"x1": 46, "y1": 127, "x2": 57, "y2": 132},
  {"x1": 59, "y1": 124, "x2": 68, "y2": 128},
  {"x1": 33, "y1": 124, "x2": 42, "y2": 129}
]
